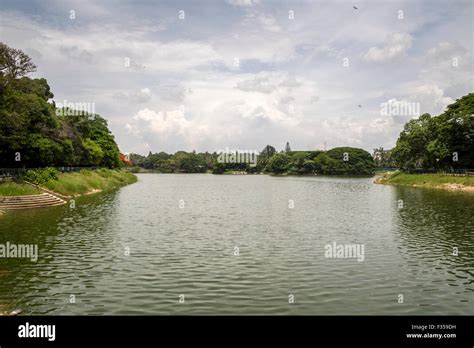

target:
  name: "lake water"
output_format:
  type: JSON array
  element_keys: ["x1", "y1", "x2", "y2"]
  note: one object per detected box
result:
[{"x1": 0, "y1": 174, "x2": 472, "y2": 315}]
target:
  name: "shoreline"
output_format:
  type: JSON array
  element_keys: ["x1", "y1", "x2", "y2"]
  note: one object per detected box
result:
[
  {"x1": 35, "y1": 169, "x2": 137, "y2": 197},
  {"x1": 0, "y1": 169, "x2": 137, "y2": 210},
  {"x1": 130, "y1": 170, "x2": 375, "y2": 177},
  {"x1": 375, "y1": 172, "x2": 474, "y2": 192}
]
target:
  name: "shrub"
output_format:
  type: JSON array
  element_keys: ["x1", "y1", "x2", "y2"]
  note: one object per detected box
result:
[
  {"x1": 22, "y1": 167, "x2": 60, "y2": 185},
  {"x1": 97, "y1": 168, "x2": 112, "y2": 178}
]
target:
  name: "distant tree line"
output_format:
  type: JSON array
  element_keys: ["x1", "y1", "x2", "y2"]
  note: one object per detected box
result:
[
  {"x1": 0, "y1": 43, "x2": 121, "y2": 168},
  {"x1": 372, "y1": 147, "x2": 396, "y2": 168},
  {"x1": 129, "y1": 94, "x2": 473, "y2": 176},
  {"x1": 4, "y1": 43, "x2": 470, "y2": 173},
  {"x1": 129, "y1": 146, "x2": 376, "y2": 175},
  {"x1": 131, "y1": 94, "x2": 474, "y2": 174}
]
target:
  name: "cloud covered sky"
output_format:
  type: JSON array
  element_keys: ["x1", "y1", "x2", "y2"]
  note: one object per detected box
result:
[{"x1": 1, "y1": 0, "x2": 472, "y2": 154}]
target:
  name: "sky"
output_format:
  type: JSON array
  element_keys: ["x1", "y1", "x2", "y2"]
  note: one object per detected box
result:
[{"x1": 1, "y1": 0, "x2": 472, "y2": 155}]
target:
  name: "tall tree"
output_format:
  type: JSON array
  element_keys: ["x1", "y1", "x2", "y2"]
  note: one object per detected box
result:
[
  {"x1": 0, "y1": 43, "x2": 122, "y2": 168},
  {"x1": 0, "y1": 43, "x2": 36, "y2": 90},
  {"x1": 391, "y1": 93, "x2": 474, "y2": 170}
]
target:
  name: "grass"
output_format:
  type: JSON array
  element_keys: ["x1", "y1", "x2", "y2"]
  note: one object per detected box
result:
[
  {"x1": 374, "y1": 169, "x2": 397, "y2": 175},
  {"x1": 43, "y1": 169, "x2": 137, "y2": 196},
  {"x1": 0, "y1": 182, "x2": 41, "y2": 196},
  {"x1": 223, "y1": 170, "x2": 248, "y2": 174},
  {"x1": 376, "y1": 171, "x2": 474, "y2": 188}
]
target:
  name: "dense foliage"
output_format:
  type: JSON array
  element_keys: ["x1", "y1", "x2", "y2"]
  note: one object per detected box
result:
[
  {"x1": 130, "y1": 146, "x2": 376, "y2": 175},
  {"x1": 22, "y1": 167, "x2": 60, "y2": 185},
  {"x1": 130, "y1": 151, "x2": 213, "y2": 173},
  {"x1": 0, "y1": 43, "x2": 121, "y2": 168},
  {"x1": 391, "y1": 93, "x2": 474, "y2": 170},
  {"x1": 372, "y1": 147, "x2": 396, "y2": 168}
]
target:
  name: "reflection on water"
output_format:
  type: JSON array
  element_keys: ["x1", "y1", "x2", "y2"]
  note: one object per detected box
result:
[
  {"x1": 0, "y1": 174, "x2": 472, "y2": 314},
  {"x1": 393, "y1": 187, "x2": 473, "y2": 311}
]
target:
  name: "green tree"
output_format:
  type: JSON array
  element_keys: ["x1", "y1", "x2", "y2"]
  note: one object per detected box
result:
[
  {"x1": 256, "y1": 144, "x2": 276, "y2": 172},
  {"x1": 391, "y1": 94, "x2": 474, "y2": 170},
  {"x1": 320, "y1": 147, "x2": 375, "y2": 175},
  {"x1": 0, "y1": 42, "x2": 37, "y2": 90},
  {"x1": 391, "y1": 113, "x2": 433, "y2": 169},
  {"x1": 82, "y1": 138, "x2": 104, "y2": 166},
  {"x1": 268, "y1": 153, "x2": 291, "y2": 173},
  {"x1": 0, "y1": 43, "x2": 123, "y2": 168}
]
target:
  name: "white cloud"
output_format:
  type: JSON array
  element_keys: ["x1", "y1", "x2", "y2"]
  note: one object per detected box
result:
[
  {"x1": 130, "y1": 108, "x2": 191, "y2": 136},
  {"x1": 226, "y1": 0, "x2": 260, "y2": 7},
  {"x1": 418, "y1": 41, "x2": 472, "y2": 94},
  {"x1": 424, "y1": 41, "x2": 468, "y2": 64},
  {"x1": 135, "y1": 88, "x2": 152, "y2": 102},
  {"x1": 242, "y1": 12, "x2": 281, "y2": 33},
  {"x1": 363, "y1": 32, "x2": 413, "y2": 63},
  {"x1": 1, "y1": 0, "x2": 471, "y2": 154},
  {"x1": 409, "y1": 84, "x2": 454, "y2": 115},
  {"x1": 235, "y1": 72, "x2": 297, "y2": 94}
]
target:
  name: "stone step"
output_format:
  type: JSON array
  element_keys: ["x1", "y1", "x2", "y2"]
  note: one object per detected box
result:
[
  {"x1": 0, "y1": 197, "x2": 44, "y2": 201},
  {"x1": 0, "y1": 202, "x2": 66, "y2": 209},
  {"x1": 0, "y1": 201, "x2": 66, "y2": 209},
  {"x1": 0, "y1": 201, "x2": 64, "y2": 206},
  {"x1": 0, "y1": 197, "x2": 64, "y2": 203},
  {"x1": 0, "y1": 193, "x2": 59, "y2": 199},
  {"x1": 0, "y1": 200, "x2": 64, "y2": 207},
  {"x1": 0, "y1": 193, "x2": 49, "y2": 200},
  {"x1": 0, "y1": 193, "x2": 66, "y2": 209},
  {"x1": 0, "y1": 194, "x2": 64, "y2": 202},
  {"x1": 0, "y1": 196, "x2": 64, "y2": 203},
  {"x1": 0, "y1": 193, "x2": 47, "y2": 199}
]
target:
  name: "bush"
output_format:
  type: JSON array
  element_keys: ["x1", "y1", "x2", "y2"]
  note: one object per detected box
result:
[
  {"x1": 212, "y1": 163, "x2": 226, "y2": 174},
  {"x1": 267, "y1": 153, "x2": 291, "y2": 174},
  {"x1": 22, "y1": 167, "x2": 60, "y2": 185},
  {"x1": 96, "y1": 168, "x2": 112, "y2": 178}
]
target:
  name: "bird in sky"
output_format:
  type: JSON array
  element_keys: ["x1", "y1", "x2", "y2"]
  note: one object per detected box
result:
[
  {"x1": 358, "y1": 105, "x2": 362, "y2": 108},
  {"x1": 353, "y1": 6, "x2": 358, "y2": 10}
]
